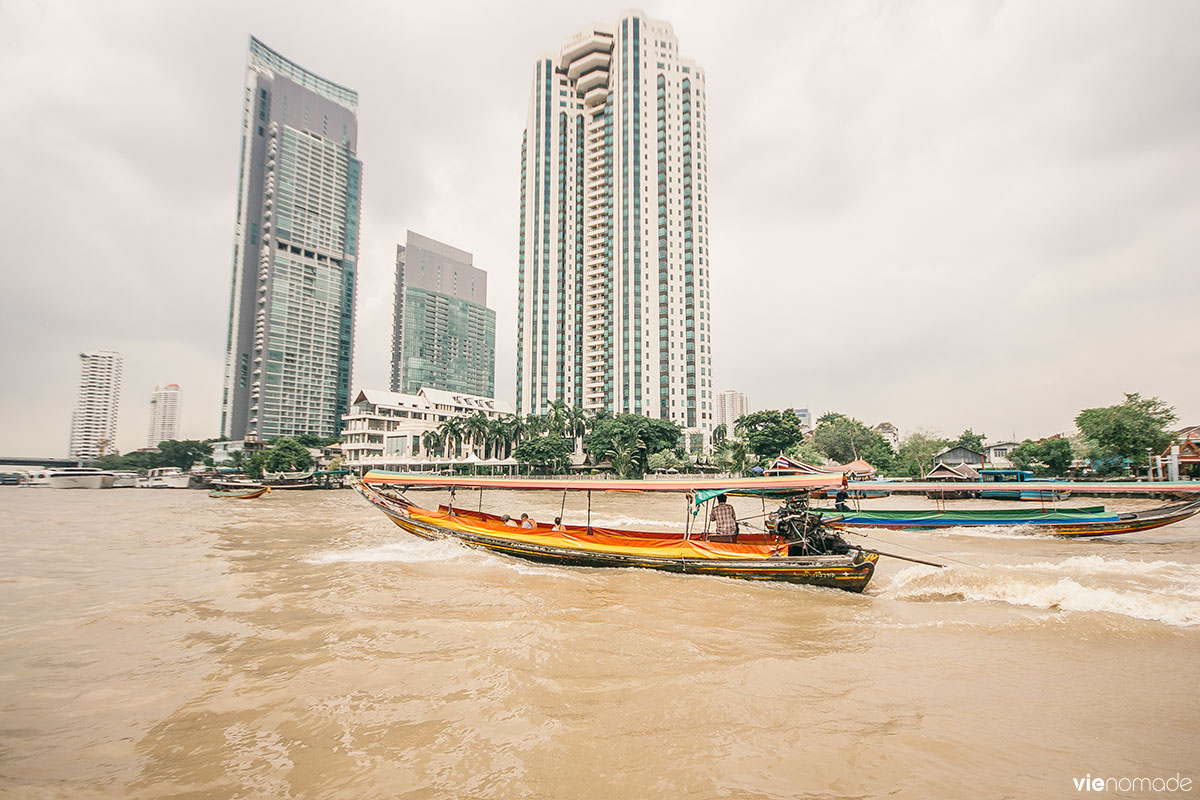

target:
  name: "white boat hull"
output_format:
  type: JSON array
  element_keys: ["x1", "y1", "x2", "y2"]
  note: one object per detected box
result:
[
  {"x1": 49, "y1": 474, "x2": 115, "y2": 489},
  {"x1": 138, "y1": 474, "x2": 192, "y2": 489}
]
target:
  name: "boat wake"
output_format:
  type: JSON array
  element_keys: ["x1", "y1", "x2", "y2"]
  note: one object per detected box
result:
[
  {"x1": 305, "y1": 538, "x2": 467, "y2": 565},
  {"x1": 878, "y1": 558, "x2": 1200, "y2": 628}
]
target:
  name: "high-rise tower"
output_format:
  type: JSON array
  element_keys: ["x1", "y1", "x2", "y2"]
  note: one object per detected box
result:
[
  {"x1": 69, "y1": 350, "x2": 122, "y2": 460},
  {"x1": 147, "y1": 383, "x2": 182, "y2": 447},
  {"x1": 221, "y1": 37, "x2": 363, "y2": 441},
  {"x1": 391, "y1": 231, "x2": 496, "y2": 398},
  {"x1": 515, "y1": 12, "x2": 713, "y2": 436}
]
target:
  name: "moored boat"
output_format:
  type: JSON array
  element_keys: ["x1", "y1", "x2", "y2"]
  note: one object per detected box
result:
[
  {"x1": 139, "y1": 467, "x2": 193, "y2": 489},
  {"x1": 815, "y1": 501, "x2": 1200, "y2": 537},
  {"x1": 355, "y1": 472, "x2": 897, "y2": 592},
  {"x1": 47, "y1": 467, "x2": 115, "y2": 489}
]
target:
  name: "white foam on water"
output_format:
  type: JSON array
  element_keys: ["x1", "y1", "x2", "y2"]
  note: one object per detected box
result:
[
  {"x1": 305, "y1": 538, "x2": 466, "y2": 565},
  {"x1": 589, "y1": 515, "x2": 686, "y2": 530},
  {"x1": 987, "y1": 555, "x2": 1197, "y2": 578},
  {"x1": 879, "y1": 564, "x2": 1200, "y2": 628}
]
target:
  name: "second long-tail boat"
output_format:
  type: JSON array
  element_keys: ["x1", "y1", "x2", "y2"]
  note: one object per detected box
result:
[{"x1": 812, "y1": 501, "x2": 1200, "y2": 537}]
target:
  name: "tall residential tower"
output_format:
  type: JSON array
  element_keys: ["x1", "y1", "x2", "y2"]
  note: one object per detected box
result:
[
  {"x1": 69, "y1": 350, "x2": 122, "y2": 460},
  {"x1": 221, "y1": 37, "x2": 363, "y2": 441},
  {"x1": 391, "y1": 232, "x2": 496, "y2": 398},
  {"x1": 147, "y1": 383, "x2": 182, "y2": 447},
  {"x1": 515, "y1": 12, "x2": 713, "y2": 437}
]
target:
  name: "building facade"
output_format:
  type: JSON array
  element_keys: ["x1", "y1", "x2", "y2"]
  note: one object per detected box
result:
[
  {"x1": 391, "y1": 232, "x2": 496, "y2": 398},
  {"x1": 341, "y1": 387, "x2": 514, "y2": 472},
  {"x1": 715, "y1": 390, "x2": 750, "y2": 433},
  {"x1": 147, "y1": 383, "x2": 181, "y2": 447},
  {"x1": 515, "y1": 12, "x2": 713, "y2": 439},
  {"x1": 69, "y1": 350, "x2": 122, "y2": 460},
  {"x1": 221, "y1": 36, "x2": 363, "y2": 442}
]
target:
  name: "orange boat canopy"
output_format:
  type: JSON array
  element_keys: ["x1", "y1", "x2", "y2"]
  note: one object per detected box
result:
[{"x1": 361, "y1": 470, "x2": 846, "y2": 494}]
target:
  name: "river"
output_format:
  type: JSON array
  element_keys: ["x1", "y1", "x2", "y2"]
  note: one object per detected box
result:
[{"x1": 1, "y1": 487, "x2": 1197, "y2": 798}]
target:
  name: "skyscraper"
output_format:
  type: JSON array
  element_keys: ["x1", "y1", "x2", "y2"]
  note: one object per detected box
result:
[
  {"x1": 391, "y1": 231, "x2": 496, "y2": 398},
  {"x1": 716, "y1": 390, "x2": 750, "y2": 433},
  {"x1": 147, "y1": 383, "x2": 182, "y2": 447},
  {"x1": 69, "y1": 350, "x2": 122, "y2": 460},
  {"x1": 221, "y1": 37, "x2": 363, "y2": 442},
  {"x1": 515, "y1": 12, "x2": 713, "y2": 436}
]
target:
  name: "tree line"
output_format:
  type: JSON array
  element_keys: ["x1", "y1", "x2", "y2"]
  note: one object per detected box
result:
[{"x1": 718, "y1": 393, "x2": 1183, "y2": 478}]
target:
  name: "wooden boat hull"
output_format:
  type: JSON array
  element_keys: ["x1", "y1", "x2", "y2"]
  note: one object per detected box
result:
[
  {"x1": 209, "y1": 486, "x2": 270, "y2": 499},
  {"x1": 817, "y1": 501, "x2": 1200, "y2": 537},
  {"x1": 355, "y1": 484, "x2": 878, "y2": 592}
]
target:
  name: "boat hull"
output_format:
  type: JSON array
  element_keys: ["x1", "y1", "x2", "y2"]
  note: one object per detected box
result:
[
  {"x1": 818, "y1": 501, "x2": 1200, "y2": 537},
  {"x1": 356, "y1": 485, "x2": 877, "y2": 592},
  {"x1": 209, "y1": 486, "x2": 270, "y2": 499},
  {"x1": 49, "y1": 474, "x2": 114, "y2": 489}
]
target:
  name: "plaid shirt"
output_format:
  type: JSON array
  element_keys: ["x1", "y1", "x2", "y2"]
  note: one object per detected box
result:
[{"x1": 710, "y1": 503, "x2": 738, "y2": 536}]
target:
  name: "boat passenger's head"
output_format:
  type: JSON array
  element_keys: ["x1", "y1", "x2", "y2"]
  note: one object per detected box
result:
[
  {"x1": 717, "y1": 494, "x2": 728, "y2": 504},
  {"x1": 501, "y1": 515, "x2": 511, "y2": 522}
]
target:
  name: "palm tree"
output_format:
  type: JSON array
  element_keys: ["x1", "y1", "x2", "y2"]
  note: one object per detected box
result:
[
  {"x1": 523, "y1": 413, "x2": 545, "y2": 439},
  {"x1": 464, "y1": 412, "x2": 491, "y2": 458},
  {"x1": 422, "y1": 429, "x2": 445, "y2": 459},
  {"x1": 545, "y1": 400, "x2": 568, "y2": 438},
  {"x1": 438, "y1": 417, "x2": 466, "y2": 458},
  {"x1": 566, "y1": 405, "x2": 589, "y2": 453}
]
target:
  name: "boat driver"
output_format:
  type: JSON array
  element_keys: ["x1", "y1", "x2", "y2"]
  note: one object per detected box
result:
[{"x1": 708, "y1": 494, "x2": 739, "y2": 542}]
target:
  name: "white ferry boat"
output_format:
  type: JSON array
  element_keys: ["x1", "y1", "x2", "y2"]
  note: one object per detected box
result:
[
  {"x1": 47, "y1": 467, "x2": 116, "y2": 489},
  {"x1": 138, "y1": 467, "x2": 193, "y2": 489}
]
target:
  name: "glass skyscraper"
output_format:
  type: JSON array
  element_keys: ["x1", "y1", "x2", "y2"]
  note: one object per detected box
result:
[
  {"x1": 221, "y1": 37, "x2": 362, "y2": 441},
  {"x1": 391, "y1": 232, "x2": 496, "y2": 398},
  {"x1": 515, "y1": 12, "x2": 713, "y2": 437}
]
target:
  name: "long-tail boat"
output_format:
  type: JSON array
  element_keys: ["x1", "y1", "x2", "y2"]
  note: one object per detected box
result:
[
  {"x1": 355, "y1": 471, "x2": 898, "y2": 593},
  {"x1": 208, "y1": 482, "x2": 271, "y2": 499},
  {"x1": 813, "y1": 501, "x2": 1200, "y2": 537}
]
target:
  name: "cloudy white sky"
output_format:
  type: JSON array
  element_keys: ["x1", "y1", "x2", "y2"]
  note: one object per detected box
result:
[{"x1": 1, "y1": 0, "x2": 1196, "y2": 457}]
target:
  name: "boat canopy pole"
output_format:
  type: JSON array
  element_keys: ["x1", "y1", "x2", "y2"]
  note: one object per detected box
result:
[
  {"x1": 448, "y1": 486, "x2": 456, "y2": 516},
  {"x1": 479, "y1": 487, "x2": 484, "y2": 514},
  {"x1": 586, "y1": 491, "x2": 592, "y2": 536},
  {"x1": 560, "y1": 490, "x2": 568, "y2": 521}
]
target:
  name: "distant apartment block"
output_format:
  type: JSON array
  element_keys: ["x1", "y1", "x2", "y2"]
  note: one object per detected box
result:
[
  {"x1": 147, "y1": 384, "x2": 182, "y2": 447},
  {"x1": 69, "y1": 350, "x2": 122, "y2": 460},
  {"x1": 793, "y1": 408, "x2": 812, "y2": 430},
  {"x1": 221, "y1": 36, "x2": 363, "y2": 442},
  {"x1": 391, "y1": 232, "x2": 496, "y2": 399},
  {"x1": 716, "y1": 390, "x2": 751, "y2": 432},
  {"x1": 341, "y1": 387, "x2": 514, "y2": 471},
  {"x1": 515, "y1": 12, "x2": 713, "y2": 437}
]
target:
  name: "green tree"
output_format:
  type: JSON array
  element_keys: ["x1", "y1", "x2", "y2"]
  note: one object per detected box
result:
[
  {"x1": 585, "y1": 414, "x2": 682, "y2": 476},
  {"x1": 156, "y1": 440, "x2": 213, "y2": 470},
  {"x1": 783, "y1": 437, "x2": 829, "y2": 467},
  {"x1": 811, "y1": 413, "x2": 895, "y2": 471},
  {"x1": 1008, "y1": 438, "x2": 1075, "y2": 476},
  {"x1": 734, "y1": 410, "x2": 805, "y2": 457},
  {"x1": 952, "y1": 429, "x2": 986, "y2": 453},
  {"x1": 262, "y1": 438, "x2": 313, "y2": 473},
  {"x1": 715, "y1": 438, "x2": 751, "y2": 476},
  {"x1": 711, "y1": 423, "x2": 727, "y2": 447},
  {"x1": 891, "y1": 431, "x2": 950, "y2": 478},
  {"x1": 438, "y1": 417, "x2": 466, "y2": 457},
  {"x1": 294, "y1": 434, "x2": 340, "y2": 448},
  {"x1": 513, "y1": 435, "x2": 572, "y2": 474},
  {"x1": 1076, "y1": 393, "x2": 1177, "y2": 473}
]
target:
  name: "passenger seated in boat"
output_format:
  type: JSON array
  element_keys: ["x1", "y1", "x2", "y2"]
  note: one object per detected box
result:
[
  {"x1": 708, "y1": 494, "x2": 739, "y2": 542},
  {"x1": 520, "y1": 513, "x2": 536, "y2": 529},
  {"x1": 835, "y1": 489, "x2": 850, "y2": 512},
  {"x1": 552, "y1": 517, "x2": 565, "y2": 532},
  {"x1": 502, "y1": 515, "x2": 519, "y2": 527}
]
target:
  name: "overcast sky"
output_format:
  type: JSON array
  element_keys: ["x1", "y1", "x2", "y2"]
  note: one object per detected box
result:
[{"x1": 1, "y1": 0, "x2": 1197, "y2": 457}]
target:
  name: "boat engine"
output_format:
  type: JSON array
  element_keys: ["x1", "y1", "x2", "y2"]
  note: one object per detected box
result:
[{"x1": 768, "y1": 495, "x2": 852, "y2": 556}]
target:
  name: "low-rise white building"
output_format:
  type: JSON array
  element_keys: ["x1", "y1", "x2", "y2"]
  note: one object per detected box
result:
[{"x1": 341, "y1": 387, "x2": 514, "y2": 473}]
